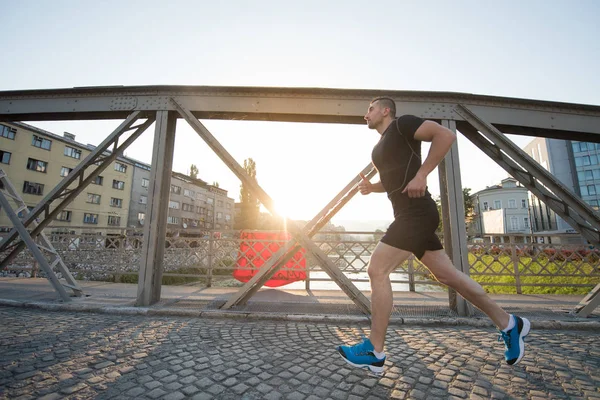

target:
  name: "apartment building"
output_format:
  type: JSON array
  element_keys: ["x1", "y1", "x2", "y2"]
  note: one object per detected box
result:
[
  {"x1": 0, "y1": 122, "x2": 133, "y2": 234},
  {"x1": 469, "y1": 177, "x2": 530, "y2": 242},
  {"x1": 522, "y1": 137, "x2": 598, "y2": 243},
  {"x1": 0, "y1": 122, "x2": 236, "y2": 234}
]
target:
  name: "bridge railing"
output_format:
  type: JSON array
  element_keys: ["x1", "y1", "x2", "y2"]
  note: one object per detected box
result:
[{"x1": 1, "y1": 228, "x2": 599, "y2": 294}]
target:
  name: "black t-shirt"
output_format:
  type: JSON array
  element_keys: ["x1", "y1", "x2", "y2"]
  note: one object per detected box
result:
[{"x1": 371, "y1": 115, "x2": 428, "y2": 202}]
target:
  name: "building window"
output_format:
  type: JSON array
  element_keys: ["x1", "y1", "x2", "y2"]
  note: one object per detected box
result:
[
  {"x1": 112, "y1": 180, "x2": 125, "y2": 190},
  {"x1": 217, "y1": 212, "x2": 223, "y2": 219},
  {"x1": 182, "y1": 203, "x2": 194, "y2": 212},
  {"x1": 521, "y1": 199, "x2": 527, "y2": 208},
  {"x1": 494, "y1": 200, "x2": 501, "y2": 209},
  {"x1": 170, "y1": 185, "x2": 181, "y2": 195},
  {"x1": 184, "y1": 189, "x2": 195, "y2": 198},
  {"x1": 0, "y1": 124, "x2": 16, "y2": 140},
  {"x1": 581, "y1": 185, "x2": 589, "y2": 196},
  {"x1": 0, "y1": 150, "x2": 11, "y2": 164},
  {"x1": 482, "y1": 201, "x2": 489, "y2": 211},
  {"x1": 17, "y1": 206, "x2": 35, "y2": 219},
  {"x1": 141, "y1": 178, "x2": 149, "y2": 188},
  {"x1": 589, "y1": 185, "x2": 597, "y2": 196},
  {"x1": 225, "y1": 214, "x2": 231, "y2": 221},
  {"x1": 110, "y1": 198, "x2": 123, "y2": 208},
  {"x1": 167, "y1": 216, "x2": 179, "y2": 225},
  {"x1": 87, "y1": 193, "x2": 101, "y2": 204},
  {"x1": 578, "y1": 170, "x2": 594, "y2": 182},
  {"x1": 92, "y1": 176, "x2": 104, "y2": 185},
  {"x1": 169, "y1": 200, "x2": 180, "y2": 209},
  {"x1": 26, "y1": 158, "x2": 48, "y2": 173},
  {"x1": 114, "y1": 162, "x2": 127, "y2": 173},
  {"x1": 226, "y1": 203, "x2": 231, "y2": 209},
  {"x1": 64, "y1": 146, "x2": 81, "y2": 159},
  {"x1": 217, "y1": 200, "x2": 223, "y2": 207},
  {"x1": 138, "y1": 212, "x2": 145, "y2": 222},
  {"x1": 207, "y1": 197, "x2": 214, "y2": 205},
  {"x1": 56, "y1": 210, "x2": 72, "y2": 221},
  {"x1": 32, "y1": 135, "x2": 52, "y2": 150},
  {"x1": 107, "y1": 216, "x2": 121, "y2": 226},
  {"x1": 524, "y1": 217, "x2": 530, "y2": 228},
  {"x1": 60, "y1": 166, "x2": 73, "y2": 177},
  {"x1": 510, "y1": 217, "x2": 519, "y2": 231},
  {"x1": 140, "y1": 195, "x2": 147, "y2": 204},
  {"x1": 23, "y1": 181, "x2": 44, "y2": 195},
  {"x1": 508, "y1": 199, "x2": 516, "y2": 209},
  {"x1": 83, "y1": 213, "x2": 99, "y2": 224}
]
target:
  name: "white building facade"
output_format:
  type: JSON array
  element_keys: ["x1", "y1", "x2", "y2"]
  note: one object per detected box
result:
[{"x1": 469, "y1": 178, "x2": 531, "y2": 243}]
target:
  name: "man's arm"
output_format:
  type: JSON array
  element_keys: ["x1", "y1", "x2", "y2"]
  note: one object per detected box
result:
[
  {"x1": 402, "y1": 121, "x2": 457, "y2": 198},
  {"x1": 359, "y1": 173, "x2": 385, "y2": 195}
]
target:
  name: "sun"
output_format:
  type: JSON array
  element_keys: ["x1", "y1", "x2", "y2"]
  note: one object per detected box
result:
[{"x1": 273, "y1": 201, "x2": 291, "y2": 219}]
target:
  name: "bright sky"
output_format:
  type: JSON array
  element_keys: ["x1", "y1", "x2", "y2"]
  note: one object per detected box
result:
[{"x1": 1, "y1": 0, "x2": 599, "y2": 227}]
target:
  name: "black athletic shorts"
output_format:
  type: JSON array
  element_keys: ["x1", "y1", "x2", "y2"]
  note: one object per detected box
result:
[{"x1": 380, "y1": 194, "x2": 443, "y2": 260}]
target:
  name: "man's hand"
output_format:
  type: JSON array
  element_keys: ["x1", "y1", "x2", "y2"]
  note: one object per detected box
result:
[
  {"x1": 358, "y1": 173, "x2": 373, "y2": 195},
  {"x1": 402, "y1": 173, "x2": 427, "y2": 198}
]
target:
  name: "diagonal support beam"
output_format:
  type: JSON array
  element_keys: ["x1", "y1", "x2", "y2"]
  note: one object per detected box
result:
[
  {"x1": 455, "y1": 104, "x2": 600, "y2": 245},
  {"x1": 455, "y1": 105, "x2": 600, "y2": 316},
  {"x1": 172, "y1": 98, "x2": 372, "y2": 315},
  {"x1": 0, "y1": 115, "x2": 155, "y2": 268},
  {"x1": 572, "y1": 282, "x2": 600, "y2": 317},
  {"x1": 222, "y1": 163, "x2": 377, "y2": 309},
  {"x1": 0, "y1": 180, "x2": 71, "y2": 301}
]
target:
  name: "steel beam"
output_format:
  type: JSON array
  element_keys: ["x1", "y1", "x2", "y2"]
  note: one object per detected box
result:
[
  {"x1": 573, "y1": 282, "x2": 600, "y2": 317},
  {"x1": 136, "y1": 111, "x2": 177, "y2": 306},
  {"x1": 172, "y1": 98, "x2": 372, "y2": 315},
  {"x1": 0, "y1": 188, "x2": 71, "y2": 301},
  {"x1": 2, "y1": 86, "x2": 600, "y2": 138},
  {"x1": 454, "y1": 104, "x2": 600, "y2": 245},
  {"x1": 455, "y1": 106, "x2": 600, "y2": 316},
  {"x1": 438, "y1": 120, "x2": 473, "y2": 317},
  {"x1": 0, "y1": 115, "x2": 155, "y2": 267},
  {"x1": 222, "y1": 163, "x2": 377, "y2": 309}
]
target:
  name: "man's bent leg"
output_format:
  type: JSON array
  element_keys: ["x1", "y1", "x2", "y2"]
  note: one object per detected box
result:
[
  {"x1": 368, "y1": 242, "x2": 412, "y2": 352},
  {"x1": 419, "y1": 249, "x2": 509, "y2": 328},
  {"x1": 420, "y1": 249, "x2": 530, "y2": 365}
]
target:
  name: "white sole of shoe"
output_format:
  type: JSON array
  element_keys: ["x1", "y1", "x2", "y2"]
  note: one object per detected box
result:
[
  {"x1": 515, "y1": 317, "x2": 531, "y2": 365},
  {"x1": 338, "y1": 353, "x2": 384, "y2": 374}
]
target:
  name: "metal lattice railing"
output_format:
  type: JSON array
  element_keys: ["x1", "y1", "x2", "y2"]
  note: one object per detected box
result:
[{"x1": 1, "y1": 228, "x2": 599, "y2": 293}]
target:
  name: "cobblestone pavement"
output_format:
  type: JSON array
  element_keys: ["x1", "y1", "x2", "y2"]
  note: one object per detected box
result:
[{"x1": 0, "y1": 307, "x2": 599, "y2": 400}]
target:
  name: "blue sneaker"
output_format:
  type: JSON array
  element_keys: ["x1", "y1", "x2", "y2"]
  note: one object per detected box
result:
[
  {"x1": 499, "y1": 315, "x2": 531, "y2": 365},
  {"x1": 337, "y1": 336, "x2": 385, "y2": 374}
]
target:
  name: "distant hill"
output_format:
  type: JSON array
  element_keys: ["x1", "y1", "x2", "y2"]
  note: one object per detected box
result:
[{"x1": 330, "y1": 219, "x2": 392, "y2": 232}]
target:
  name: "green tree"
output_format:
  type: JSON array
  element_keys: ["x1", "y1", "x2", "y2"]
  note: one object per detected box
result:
[
  {"x1": 435, "y1": 187, "x2": 474, "y2": 233},
  {"x1": 238, "y1": 158, "x2": 260, "y2": 229},
  {"x1": 212, "y1": 181, "x2": 220, "y2": 188},
  {"x1": 190, "y1": 164, "x2": 199, "y2": 179},
  {"x1": 463, "y1": 188, "x2": 474, "y2": 220}
]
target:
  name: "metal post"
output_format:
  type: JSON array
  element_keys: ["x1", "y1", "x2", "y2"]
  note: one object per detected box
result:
[
  {"x1": 439, "y1": 120, "x2": 473, "y2": 317},
  {"x1": 207, "y1": 234, "x2": 213, "y2": 288},
  {"x1": 510, "y1": 236, "x2": 522, "y2": 294},
  {"x1": 136, "y1": 111, "x2": 176, "y2": 306},
  {"x1": 407, "y1": 257, "x2": 415, "y2": 292}
]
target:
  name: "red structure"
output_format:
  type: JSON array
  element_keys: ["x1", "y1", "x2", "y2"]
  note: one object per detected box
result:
[{"x1": 234, "y1": 231, "x2": 306, "y2": 287}]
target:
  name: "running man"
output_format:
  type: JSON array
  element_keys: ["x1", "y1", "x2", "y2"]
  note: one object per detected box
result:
[{"x1": 337, "y1": 97, "x2": 530, "y2": 373}]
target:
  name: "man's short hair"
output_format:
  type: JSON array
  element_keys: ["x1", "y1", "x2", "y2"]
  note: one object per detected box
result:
[{"x1": 371, "y1": 96, "x2": 396, "y2": 118}]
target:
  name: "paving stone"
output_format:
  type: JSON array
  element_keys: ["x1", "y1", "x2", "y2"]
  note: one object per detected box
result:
[{"x1": 0, "y1": 307, "x2": 598, "y2": 400}]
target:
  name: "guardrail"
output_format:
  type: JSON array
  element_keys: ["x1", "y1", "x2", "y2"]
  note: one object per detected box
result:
[{"x1": 2, "y1": 228, "x2": 599, "y2": 294}]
